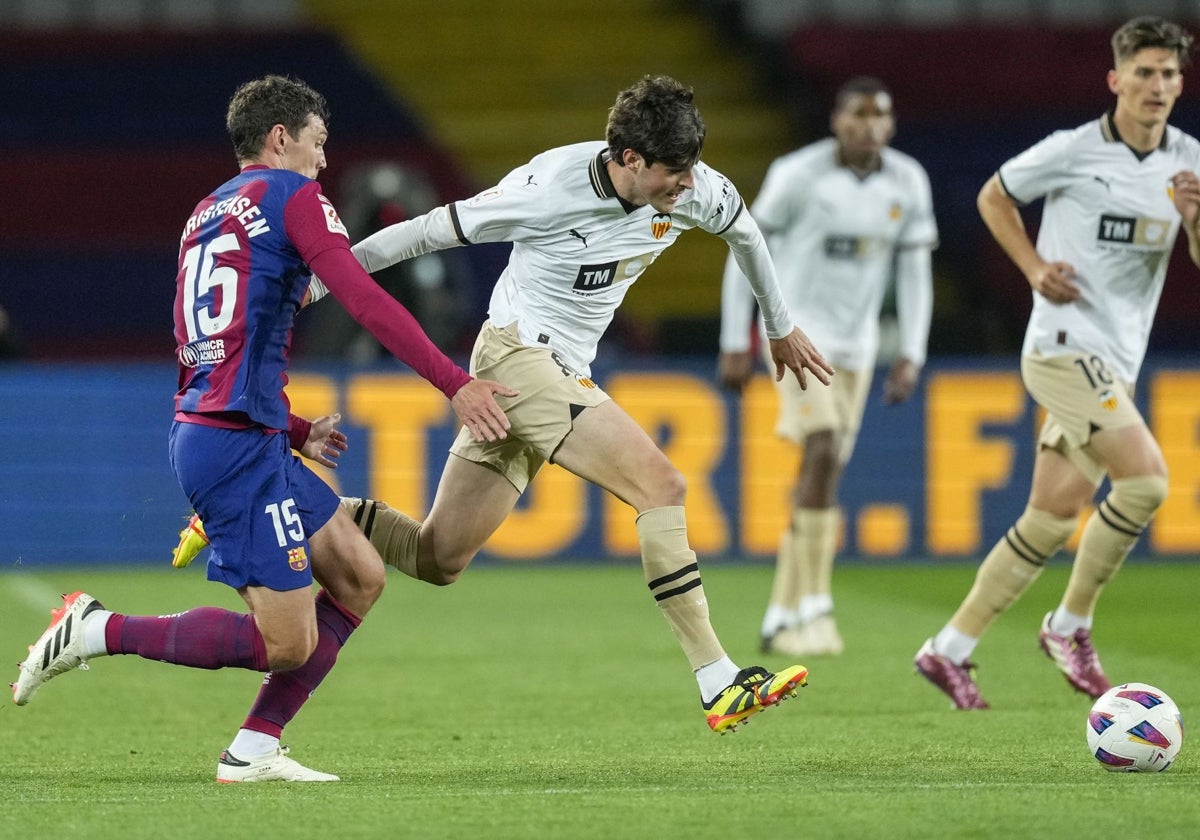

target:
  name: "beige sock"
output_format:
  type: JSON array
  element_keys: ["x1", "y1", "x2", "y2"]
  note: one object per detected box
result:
[
  {"x1": 950, "y1": 506, "x2": 1076, "y2": 638},
  {"x1": 637, "y1": 506, "x2": 724, "y2": 670},
  {"x1": 1062, "y1": 475, "x2": 1167, "y2": 617},
  {"x1": 341, "y1": 497, "x2": 421, "y2": 580},
  {"x1": 795, "y1": 507, "x2": 839, "y2": 599},
  {"x1": 766, "y1": 526, "x2": 799, "y2": 613}
]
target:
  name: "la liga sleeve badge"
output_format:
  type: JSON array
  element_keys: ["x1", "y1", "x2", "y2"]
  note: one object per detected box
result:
[{"x1": 317, "y1": 194, "x2": 350, "y2": 238}]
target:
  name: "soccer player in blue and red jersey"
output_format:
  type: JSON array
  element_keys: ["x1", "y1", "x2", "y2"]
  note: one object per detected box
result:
[{"x1": 12, "y1": 75, "x2": 515, "y2": 782}]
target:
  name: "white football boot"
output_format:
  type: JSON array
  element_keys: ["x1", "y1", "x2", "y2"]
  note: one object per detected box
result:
[
  {"x1": 216, "y1": 746, "x2": 340, "y2": 783},
  {"x1": 12, "y1": 591, "x2": 105, "y2": 706}
]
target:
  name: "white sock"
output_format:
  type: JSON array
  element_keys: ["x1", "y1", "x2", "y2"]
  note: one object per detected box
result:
[
  {"x1": 696, "y1": 656, "x2": 740, "y2": 703},
  {"x1": 796, "y1": 594, "x2": 833, "y2": 625},
  {"x1": 932, "y1": 625, "x2": 978, "y2": 665},
  {"x1": 82, "y1": 610, "x2": 113, "y2": 658},
  {"x1": 1050, "y1": 605, "x2": 1091, "y2": 636},
  {"x1": 228, "y1": 729, "x2": 280, "y2": 758},
  {"x1": 760, "y1": 605, "x2": 791, "y2": 638}
]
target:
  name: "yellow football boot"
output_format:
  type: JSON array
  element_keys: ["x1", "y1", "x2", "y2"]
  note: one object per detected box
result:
[{"x1": 172, "y1": 514, "x2": 209, "y2": 568}]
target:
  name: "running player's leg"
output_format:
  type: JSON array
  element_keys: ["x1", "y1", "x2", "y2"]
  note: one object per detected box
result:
[
  {"x1": 343, "y1": 457, "x2": 519, "y2": 585},
  {"x1": 763, "y1": 367, "x2": 864, "y2": 658},
  {"x1": 420, "y1": 454, "x2": 524, "y2": 583},
  {"x1": 1031, "y1": 353, "x2": 1163, "y2": 696},
  {"x1": 758, "y1": 351, "x2": 809, "y2": 648},
  {"x1": 1062, "y1": 422, "x2": 1166, "y2": 620},
  {"x1": 788, "y1": 430, "x2": 843, "y2": 655},
  {"x1": 761, "y1": 523, "x2": 799, "y2": 651},
  {"x1": 916, "y1": 350, "x2": 1159, "y2": 706},
  {"x1": 916, "y1": 445, "x2": 1089, "y2": 708},
  {"x1": 15, "y1": 425, "x2": 339, "y2": 784},
  {"x1": 554, "y1": 400, "x2": 805, "y2": 733},
  {"x1": 765, "y1": 430, "x2": 840, "y2": 657},
  {"x1": 797, "y1": 369, "x2": 870, "y2": 657},
  {"x1": 351, "y1": 321, "x2": 556, "y2": 585},
  {"x1": 195, "y1": 427, "x2": 351, "y2": 780},
  {"x1": 1036, "y1": 421, "x2": 1167, "y2": 697},
  {"x1": 226, "y1": 504, "x2": 386, "y2": 776}
]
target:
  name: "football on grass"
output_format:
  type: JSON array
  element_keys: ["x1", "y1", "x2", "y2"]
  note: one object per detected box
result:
[{"x1": 1086, "y1": 682, "x2": 1184, "y2": 772}]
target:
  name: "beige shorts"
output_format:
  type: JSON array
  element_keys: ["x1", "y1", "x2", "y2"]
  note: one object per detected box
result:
[
  {"x1": 449, "y1": 321, "x2": 611, "y2": 492},
  {"x1": 1021, "y1": 351, "x2": 1143, "y2": 485},
  {"x1": 763, "y1": 344, "x2": 871, "y2": 462}
]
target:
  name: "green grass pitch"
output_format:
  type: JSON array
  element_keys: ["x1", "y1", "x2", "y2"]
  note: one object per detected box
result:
[{"x1": 2, "y1": 559, "x2": 1197, "y2": 839}]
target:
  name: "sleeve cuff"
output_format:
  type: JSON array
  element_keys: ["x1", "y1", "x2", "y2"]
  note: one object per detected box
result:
[{"x1": 287, "y1": 414, "x2": 312, "y2": 451}]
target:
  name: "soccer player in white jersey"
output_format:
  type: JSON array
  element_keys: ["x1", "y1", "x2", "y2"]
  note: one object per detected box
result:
[
  {"x1": 915, "y1": 16, "x2": 1200, "y2": 709},
  {"x1": 718, "y1": 77, "x2": 936, "y2": 659},
  {"x1": 362, "y1": 74, "x2": 835, "y2": 732}
]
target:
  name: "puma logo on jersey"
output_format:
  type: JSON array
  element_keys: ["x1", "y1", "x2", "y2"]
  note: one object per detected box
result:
[
  {"x1": 1097, "y1": 213, "x2": 1169, "y2": 247},
  {"x1": 568, "y1": 228, "x2": 588, "y2": 247},
  {"x1": 1091, "y1": 175, "x2": 1111, "y2": 190}
]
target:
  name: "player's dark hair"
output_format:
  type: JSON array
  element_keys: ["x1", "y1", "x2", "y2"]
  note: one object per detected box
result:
[
  {"x1": 606, "y1": 75, "x2": 705, "y2": 170},
  {"x1": 226, "y1": 75, "x2": 330, "y2": 163},
  {"x1": 1112, "y1": 16, "x2": 1194, "y2": 68},
  {"x1": 833, "y1": 77, "x2": 892, "y2": 113}
]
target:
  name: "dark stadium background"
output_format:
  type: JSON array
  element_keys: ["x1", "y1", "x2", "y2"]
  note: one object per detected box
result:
[{"x1": 2, "y1": 0, "x2": 1199, "y2": 566}]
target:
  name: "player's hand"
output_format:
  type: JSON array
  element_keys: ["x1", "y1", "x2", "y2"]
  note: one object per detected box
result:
[
  {"x1": 768, "y1": 326, "x2": 834, "y2": 390},
  {"x1": 717, "y1": 350, "x2": 754, "y2": 394},
  {"x1": 1170, "y1": 170, "x2": 1200, "y2": 229},
  {"x1": 1028, "y1": 260, "x2": 1080, "y2": 304},
  {"x1": 883, "y1": 358, "x2": 920, "y2": 405},
  {"x1": 301, "y1": 413, "x2": 348, "y2": 468},
  {"x1": 452, "y1": 378, "x2": 519, "y2": 442}
]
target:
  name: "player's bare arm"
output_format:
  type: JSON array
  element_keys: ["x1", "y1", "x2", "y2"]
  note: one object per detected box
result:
[
  {"x1": 716, "y1": 350, "x2": 755, "y2": 394},
  {"x1": 720, "y1": 212, "x2": 832, "y2": 389},
  {"x1": 883, "y1": 358, "x2": 920, "y2": 405},
  {"x1": 1170, "y1": 169, "x2": 1200, "y2": 267},
  {"x1": 978, "y1": 173, "x2": 1080, "y2": 304},
  {"x1": 768, "y1": 326, "x2": 834, "y2": 390}
]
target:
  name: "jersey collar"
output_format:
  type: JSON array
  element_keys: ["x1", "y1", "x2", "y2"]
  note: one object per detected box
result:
[
  {"x1": 835, "y1": 145, "x2": 884, "y2": 181},
  {"x1": 1101, "y1": 109, "x2": 1168, "y2": 159},
  {"x1": 589, "y1": 149, "x2": 640, "y2": 214}
]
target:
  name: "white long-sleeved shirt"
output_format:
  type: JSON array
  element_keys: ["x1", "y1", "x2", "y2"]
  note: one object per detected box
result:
[
  {"x1": 352, "y1": 142, "x2": 795, "y2": 375},
  {"x1": 720, "y1": 138, "x2": 936, "y2": 370}
]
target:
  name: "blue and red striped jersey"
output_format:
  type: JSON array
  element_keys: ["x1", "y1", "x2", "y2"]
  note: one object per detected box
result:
[{"x1": 173, "y1": 165, "x2": 348, "y2": 430}]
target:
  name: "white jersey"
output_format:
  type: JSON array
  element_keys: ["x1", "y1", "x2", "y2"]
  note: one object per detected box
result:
[
  {"x1": 353, "y1": 141, "x2": 795, "y2": 376},
  {"x1": 1001, "y1": 113, "x2": 1200, "y2": 382},
  {"x1": 720, "y1": 138, "x2": 937, "y2": 370}
]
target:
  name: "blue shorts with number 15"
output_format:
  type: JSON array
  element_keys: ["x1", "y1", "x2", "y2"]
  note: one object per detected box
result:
[{"x1": 168, "y1": 420, "x2": 340, "y2": 592}]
